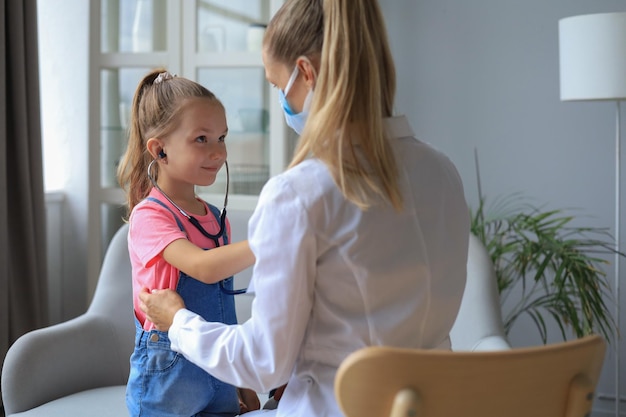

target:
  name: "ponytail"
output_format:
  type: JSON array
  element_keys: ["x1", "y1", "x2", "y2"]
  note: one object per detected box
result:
[
  {"x1": 269, "y1": 0, "x2": 402, "y2": 210},
  {"x1": 117, "y1": 69, "x2": 221, "y2": 218}
]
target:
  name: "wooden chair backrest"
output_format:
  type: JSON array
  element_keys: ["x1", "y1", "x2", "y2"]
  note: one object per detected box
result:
[{"x1": 335, "y1": 335, "x2": 606, "y2": 417}]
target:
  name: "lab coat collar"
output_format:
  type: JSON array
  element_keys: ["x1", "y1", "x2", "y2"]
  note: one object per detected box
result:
[{"x1": 384, "y1": 115, "x2": 414, "y2": 139}]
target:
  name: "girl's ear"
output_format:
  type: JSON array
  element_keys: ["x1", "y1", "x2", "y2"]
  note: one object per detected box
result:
[{"x1": 146, "y1": 138, "x2": 164, "y2": 160}]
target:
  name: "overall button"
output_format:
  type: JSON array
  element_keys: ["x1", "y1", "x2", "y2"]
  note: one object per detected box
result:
[{"x1": 149, "y1": 333, "x2": 159, "y2": 342}]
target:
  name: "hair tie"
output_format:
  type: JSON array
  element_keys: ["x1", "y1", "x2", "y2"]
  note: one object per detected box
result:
[{"x1": 154, "y1": 71, "x2": 177, "y2": 84}]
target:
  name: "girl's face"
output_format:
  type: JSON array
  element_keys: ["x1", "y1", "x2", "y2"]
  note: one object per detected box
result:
[{"x1": 160, "y1": 97, "x2": 228, "y2": 189}]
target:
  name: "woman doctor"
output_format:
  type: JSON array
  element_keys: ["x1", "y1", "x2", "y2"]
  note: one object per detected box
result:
[{"x1": 139, "y1": 0, "x2": 470, "y2": 416}]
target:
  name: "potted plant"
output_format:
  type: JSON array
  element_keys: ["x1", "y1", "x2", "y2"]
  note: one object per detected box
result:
[{"x1": 470, "y1": 191, "x2": 619, "y2": 343}]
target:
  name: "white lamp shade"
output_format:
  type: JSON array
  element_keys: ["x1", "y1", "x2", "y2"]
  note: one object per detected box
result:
[{"x1": 559, "y1": 12, "x2": 626, "y2": 101}]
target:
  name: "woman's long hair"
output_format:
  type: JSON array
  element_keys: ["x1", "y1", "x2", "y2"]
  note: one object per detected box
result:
[{"x1": 264, "y1": 0, "x2": 402, "y2": 211}]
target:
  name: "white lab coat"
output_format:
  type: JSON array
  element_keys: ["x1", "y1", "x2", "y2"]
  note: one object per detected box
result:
[{"x1": 168, "y1": 115, "x2": 470, "y2": 417}]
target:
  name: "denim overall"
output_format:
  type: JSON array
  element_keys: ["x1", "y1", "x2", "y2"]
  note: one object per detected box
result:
[{"x1": 126, "y1": 197, "x2": 240, "y2": 417}]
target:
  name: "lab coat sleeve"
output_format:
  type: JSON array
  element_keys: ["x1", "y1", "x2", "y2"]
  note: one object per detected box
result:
[{"x1": 169, "y1": 175, "x2": 316, "y2": 392}]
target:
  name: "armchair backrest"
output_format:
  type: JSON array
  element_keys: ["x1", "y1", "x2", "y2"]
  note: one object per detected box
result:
[
  {"x1": 89, "y1": 223, "x2": 133, "y2": 327},
  {"x1": 88, "y1": 222, "x2": 135, "y2": 359},
  {"x1": 450, "y1": 233, "x2": 511, "y2": 351}
]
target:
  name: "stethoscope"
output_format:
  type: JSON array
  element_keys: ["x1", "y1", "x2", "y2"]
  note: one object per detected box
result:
[{"x1": 147, "y1": 154, "x2": 247, "y2": 295}]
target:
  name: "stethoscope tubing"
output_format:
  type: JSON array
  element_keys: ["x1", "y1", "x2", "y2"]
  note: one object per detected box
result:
[{"x1": 147, "y1": 158, "x2": 247, "y2": 295}]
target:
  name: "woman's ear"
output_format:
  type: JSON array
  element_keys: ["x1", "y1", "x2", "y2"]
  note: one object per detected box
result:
[
  {"x1": 146, "y1": 138, "x2": 165, "y2": 160},
  {"x1": 296, "y1": 56, "x2": 318, "y2": 89}
]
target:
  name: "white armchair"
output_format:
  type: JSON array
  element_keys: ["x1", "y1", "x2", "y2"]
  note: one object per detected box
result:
[
  {"x1": 450, "y1": 233, "x2": 511, "y2": 351},
  {"x1": 1, "y1": 224, "x2": 134, "y2": 417}
]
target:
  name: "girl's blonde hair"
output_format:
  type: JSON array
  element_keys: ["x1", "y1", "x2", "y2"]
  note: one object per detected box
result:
[
  {"x1": 264, "y1": 0, "x2": 401, "y2": 211},
  {"x1": 117, "y1": 68, "x2": 222, "y2": 218}
]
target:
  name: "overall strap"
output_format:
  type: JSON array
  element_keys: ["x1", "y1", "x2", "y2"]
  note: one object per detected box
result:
[{"x1": 146, "y1": 197, "x2": 186, "y2": 233}]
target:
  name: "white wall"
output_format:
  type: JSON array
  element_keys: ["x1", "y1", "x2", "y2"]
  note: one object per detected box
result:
[{"x1": 379, "y1": 0, "x2": 626, "y2": 415}]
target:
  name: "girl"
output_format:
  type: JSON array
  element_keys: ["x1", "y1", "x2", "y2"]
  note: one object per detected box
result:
[
  {"x1": 139, "y1": 0, "x2": 470, "y2": 416},
  {"x1": 117, "y1": 69, "x2": 259, "y2": 417}
]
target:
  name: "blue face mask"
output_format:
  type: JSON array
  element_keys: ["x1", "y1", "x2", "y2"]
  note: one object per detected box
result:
[{"x1": 278, "y1": 66, "x2": 313, "y2": 135}]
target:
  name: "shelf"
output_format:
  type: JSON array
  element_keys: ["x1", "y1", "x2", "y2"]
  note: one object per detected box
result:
[
  {"x1": 192, "y1": 51, "x2": 263, "y2": 67},
  {"x1": 97, "y1": 51, "x2": 262, "y2": 68},
  {"x1": 97, "y1": 186, "x2": 259, "y2": 212},
  {"x1": 96, "y1": 52, "x2": 174, "y2": 67},
  {"x1": 196, "y1": 192, "x2": 259, "y2": 211}
]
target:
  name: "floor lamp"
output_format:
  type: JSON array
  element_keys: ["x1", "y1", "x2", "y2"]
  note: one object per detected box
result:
[{"x1": 559, "y1": 12, "x2": 626, "y2": 417}]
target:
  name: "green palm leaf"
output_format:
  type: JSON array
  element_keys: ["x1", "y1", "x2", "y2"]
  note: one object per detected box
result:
[{"x1": 470, "y1": 194, "x2": 619, "y2": 343}]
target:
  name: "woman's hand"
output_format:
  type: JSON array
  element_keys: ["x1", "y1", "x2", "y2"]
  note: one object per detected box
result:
[
  {"x1": 272, "y1": 384, "x2": 287, "y2": 401},
  {"x1": 138, "y1": 288, "x2": 186, "y2": 331}
]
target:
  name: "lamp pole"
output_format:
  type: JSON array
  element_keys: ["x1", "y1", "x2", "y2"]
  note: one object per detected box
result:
[
  {"x1": 615, "y1": 100, "x2": 622, "y2": 417},
  {"x1": 558, "y1": 13, "x2": 626, "y2": 414}
]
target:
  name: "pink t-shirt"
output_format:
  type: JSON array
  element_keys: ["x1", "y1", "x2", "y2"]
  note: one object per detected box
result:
[{"x1": 128, "y1": 187, "x2": 231, "y2": 329}]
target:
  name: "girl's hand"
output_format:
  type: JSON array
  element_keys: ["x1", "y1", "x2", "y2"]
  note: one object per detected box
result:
[
  {"x1": 138, "y1": 288, "x2": 186, "y2": 331},
  {"x1": 237, "y1": 388, "x2": 261, "y2": 414}
]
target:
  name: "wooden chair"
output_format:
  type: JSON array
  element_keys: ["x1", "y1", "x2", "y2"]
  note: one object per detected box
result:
[{"x1": 335, "y1": 334, "x2": 606, "y2": 417}]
